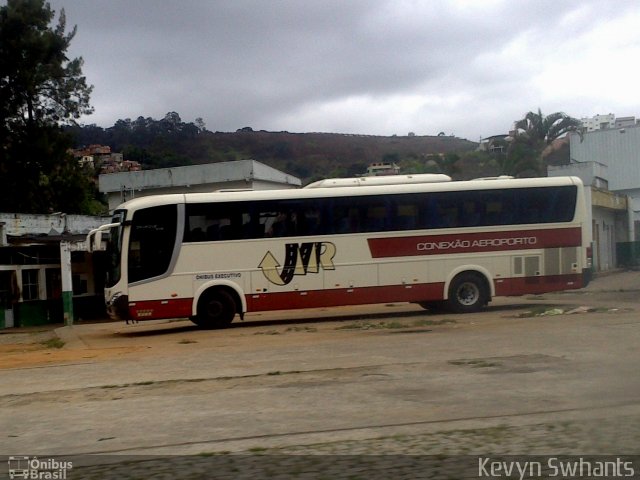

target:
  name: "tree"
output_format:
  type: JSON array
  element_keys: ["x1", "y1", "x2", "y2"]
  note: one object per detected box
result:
[
  {"x1": 0, "y1": 0, "x2": 96, "y2": 213},
  {"x1": 435, "y1": 153, "x2": 461, "y2": 177},
  {"x1": 504, "y1": 109, "x2": 581, "y2": 176}
]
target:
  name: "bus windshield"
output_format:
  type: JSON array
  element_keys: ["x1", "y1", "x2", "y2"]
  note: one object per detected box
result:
[
  {"x1": 105, "y1": 210, "x2": 126, "y2": 288},
  {"x1": 127, "y1": 204, "x2": 178, "y2": 283}
]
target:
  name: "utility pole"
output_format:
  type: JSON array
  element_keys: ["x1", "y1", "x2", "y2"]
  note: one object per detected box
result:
[{"x1": 60, "y1": 241, "x2": 74, "y2": 326}]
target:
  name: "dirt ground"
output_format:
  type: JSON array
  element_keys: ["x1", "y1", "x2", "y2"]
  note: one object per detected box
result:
[
  {"x1": 1, "y1": 269, "x2": 639, "y2": 478},
  {"x1": 1, "y1": 268, "x2": 638, "y2": 371}
]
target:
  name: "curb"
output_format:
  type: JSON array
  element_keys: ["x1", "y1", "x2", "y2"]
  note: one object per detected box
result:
[{"x1": 54, "y1": 325, "x2": 90, "y2": 350}]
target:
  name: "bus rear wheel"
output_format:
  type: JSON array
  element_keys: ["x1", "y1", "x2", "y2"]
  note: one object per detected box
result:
[
  {"x1": 447, "y1": 272, "x2": 489, "y2": 314},
  {"x1": 194, "y1": 289, "x2": 236, "y2": 329}
]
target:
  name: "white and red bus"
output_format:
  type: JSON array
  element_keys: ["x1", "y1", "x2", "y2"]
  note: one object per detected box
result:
[{"x1": 88, "y1": 175, "x2": 591, "y2": 328}]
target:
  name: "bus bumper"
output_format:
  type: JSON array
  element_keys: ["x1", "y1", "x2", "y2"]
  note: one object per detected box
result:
[{"x1": 106, "y1": 292, "x2": 130, "y2": 321}]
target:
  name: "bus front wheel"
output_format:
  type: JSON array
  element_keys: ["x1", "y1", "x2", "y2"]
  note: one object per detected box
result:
[
  {"x1": 194, "y1": 289, "x2": 236, "y2": 329},
  {"x1": 447, "y1": 272, "x2": 489, "y2": 313}
]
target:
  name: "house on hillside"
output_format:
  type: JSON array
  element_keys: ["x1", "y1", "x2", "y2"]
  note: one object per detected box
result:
[
  {"x1": 477, "y1": 134, "x2": 513, "y2": 154},
  {"x1": 364, "y1": 162, "x2": 400, "y2": 176}
]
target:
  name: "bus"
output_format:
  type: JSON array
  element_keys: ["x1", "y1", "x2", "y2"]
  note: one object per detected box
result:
[{"x1": 88, "y1": 175, "x2": 591, "y2": 328}]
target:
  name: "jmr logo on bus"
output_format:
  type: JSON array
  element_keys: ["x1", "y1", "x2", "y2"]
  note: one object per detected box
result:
[{"x1": 259, "y1": 242, "x2": 336, "y2": 285}]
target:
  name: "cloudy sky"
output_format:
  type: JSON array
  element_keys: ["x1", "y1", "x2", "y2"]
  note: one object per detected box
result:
[{"x1": 48, "y1": 0, "x2": 640, "y2": 140}]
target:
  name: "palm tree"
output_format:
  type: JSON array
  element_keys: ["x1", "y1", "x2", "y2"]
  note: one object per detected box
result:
[
  {"x1": 515, "y1": 109, "x2": 581, "y2": 144},
  {"x1": 505, "y1": 109, "x2": 581, "y2": 176}
]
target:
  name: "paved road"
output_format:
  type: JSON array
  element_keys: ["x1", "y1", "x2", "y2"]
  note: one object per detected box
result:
[{"x1": 1, "y1": 271, "x2": 640, "y2": 478}]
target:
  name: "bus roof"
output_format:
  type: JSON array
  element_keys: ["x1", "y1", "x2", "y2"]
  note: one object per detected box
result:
[
  {"x1": 304, "y1": 174, "x2": 451, "y2": 188},
  {"x1": 113, "y1": 176, "x2": 584, "y2": 212}
]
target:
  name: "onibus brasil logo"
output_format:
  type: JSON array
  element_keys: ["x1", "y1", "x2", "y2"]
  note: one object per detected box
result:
[
  {"x1": 259, "y1": 242, "x2": 336, "y2": 285},
  {"x1": 8, "y1": 456, "x2": 72, "y2": 479}
]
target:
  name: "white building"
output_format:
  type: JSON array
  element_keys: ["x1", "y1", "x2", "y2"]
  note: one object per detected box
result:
[
  {"x1": 549, "y1": 161, "x2": 632, "y2": 271},
  {"x1": 548, "y1": 124, "x2": 640, "y2": 270},
  {"x1": 580, "y1": 114, "x2": 615, "y2": 132},
  {"x1": 580, "y1": 113, "x2": 638, "y2": 132},
  {"x1": 99, "y1": 160, "x2": 302, "y2": 212},
  {"x1": 569, "y1": 124, "x2": 640, "y2": 230}
]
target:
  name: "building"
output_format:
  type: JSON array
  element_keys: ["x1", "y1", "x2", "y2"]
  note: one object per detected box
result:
[
  {"x1": 99, "y1": 160, "x2": 302, "y2": 213},
  {"x1": 581, "y1": 114, "x2": 615, "y2": 132},
  {"x1": 72, "y1": 145, "x2": 141, "y2": 174},
  {"x1": 580, "y1": 113, "x2": 639, "y2": 133},
  {"x1": 548, "y1": 124, "x2": 640, "y2": 270},
  {"x1": 477, "y1": 134, "x2": 512, "y2": 153},
  {"x1": 615, "y1": 116, "x2": 638, "y2": 129},
  {"x1": 364, "y1": 162, "x2": 401, "y2": 176},
  {"x1": 569, "y1": 124, "x2": 640, "y2": 235},
  {"x1": 0, "y1": 213, "x2": 109, "y2": 328},
  {"x1": 548, "y1": 162, "x2": 632, "y2": 271}
]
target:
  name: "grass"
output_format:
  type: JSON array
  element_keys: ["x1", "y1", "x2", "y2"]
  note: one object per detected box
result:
[
  {"x1": 254, "y1": 330, "x2": 281, "y2": 335},
  {"x1": 285, "y1": 326, "x2": 318, "y2": 333},
  {"x1": 40, "y1": 337, "x2": 65, "y2": 349},
  {"x1": 516, "y1": 305, "x2": 629, "y2": 317},
  {"x1": 517, "y1": 305, "x2": 566, "y2": 318},
  {"x1": 336, "y1": 318, "x2": 456, "y2": 330}
]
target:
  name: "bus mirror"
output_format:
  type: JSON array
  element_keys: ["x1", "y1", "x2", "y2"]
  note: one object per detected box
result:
[
  {"x1": 87, "y1": 229, "x2": 105, "y2": 252},
  {"x1": 94, "y1": 230, "x2": 104, "y2": 252},
  {"x1": 87, "y1": 222, "x2": 119, "y2": 252}
]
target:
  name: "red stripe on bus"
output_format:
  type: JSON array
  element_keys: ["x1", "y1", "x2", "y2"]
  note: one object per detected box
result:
[
  {"x1": 129, "y1": 298, "x2": 193, "y2": 321},
  {"x1": 246, "y1": 283, "x2": 445, "y2": 312},
  {"x1": 245, "y1": 274, "x2": 582, "y2": 312},
  {"x1": 367, "y1": 227, "x2": 582, "y2": 258},
  {"x1": 125, "y1": 274, "x2": 584, "y2": 322},
  {"x1": 494, "y1": 274, "x2": 582, "y2": 296}
]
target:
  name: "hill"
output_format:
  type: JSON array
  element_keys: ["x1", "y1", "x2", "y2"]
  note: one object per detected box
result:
[
  {"x1": 206, "y1": 130, "x2": 477, "y2": 180},
  {"x1": 67, "y1": 115, "x2": 478, "y2": 183}
]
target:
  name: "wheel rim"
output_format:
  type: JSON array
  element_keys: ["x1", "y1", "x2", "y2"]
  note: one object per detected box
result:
[
  {"x1": 198, "y1": 290, "x2": 235, "y2": 328},
  {"x1": 456, "y1": 282, "x2": 480, "y2": 306},
  {"x1": 206, "y1": 300, "x2": 224, "y2": 319}
]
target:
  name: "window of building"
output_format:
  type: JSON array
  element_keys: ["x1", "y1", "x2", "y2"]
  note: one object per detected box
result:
[{"x1": 21, "y1": 269, "x2": 39, "y2": 301}]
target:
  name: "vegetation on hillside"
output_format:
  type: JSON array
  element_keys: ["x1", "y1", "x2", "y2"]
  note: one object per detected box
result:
[
  {"x1": 67, "y1": 108, "x2": 576, "y2": 184},
  {"x1": 66, "y1": 114, "x2": 479, "y2": 183}
]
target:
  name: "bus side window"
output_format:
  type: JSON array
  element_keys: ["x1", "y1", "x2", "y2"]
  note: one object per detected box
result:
[
  {"x1": 396, "y1": 203, "x2": 417, "y2": 230},
  {"x1": 460, "y1": 201, "x2": 480, "y2": 227},
  {"x1": 484, "y1": 201, "x2": 501, "y2": 225},
  {"x1": 189, "y1": 227, "x2": 205, "y2": 241},
  {"x1": 301, "y1": 207, "x2": 321, "y2": 235},
  {"x1": 206, "y1": 224, "x2": 219, "y2": 240},
  {"x1": 342, "y1": 208, "x2": 361, "y2": 233},
  {"x1": 366, "y1": 204, "x2": 388, "y2": 232}
]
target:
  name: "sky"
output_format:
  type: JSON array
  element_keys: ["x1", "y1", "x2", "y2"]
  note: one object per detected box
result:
[{"x1": 45, "y1": 0, "x2": 640, "y2": 141}]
